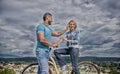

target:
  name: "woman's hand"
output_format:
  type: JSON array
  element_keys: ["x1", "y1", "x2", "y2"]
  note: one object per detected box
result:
[
  {"x1": 67, "y1": 40, "x2": 72, "y2": 43},
  {"x1": 63, "y1": 37, "x2": 67, "y2": 41}
]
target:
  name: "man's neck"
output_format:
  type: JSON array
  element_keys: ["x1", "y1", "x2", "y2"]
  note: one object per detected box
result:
[{"x1": 44, "y1": 21, "x2": 49, "y2": 26}]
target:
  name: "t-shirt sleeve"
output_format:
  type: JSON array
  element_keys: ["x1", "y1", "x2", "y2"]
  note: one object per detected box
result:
[{"x1": 37, "y1": 25, "x2": 44, "y2": 33}]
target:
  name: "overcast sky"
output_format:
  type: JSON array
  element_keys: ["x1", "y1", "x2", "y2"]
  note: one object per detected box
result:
[{"x1": 0, "y1": 0, "x2": 120, "y2": 57}]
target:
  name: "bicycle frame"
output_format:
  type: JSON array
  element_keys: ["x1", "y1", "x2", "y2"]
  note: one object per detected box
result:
[
  {"x1": 48, "y1": 48, "x2": 100, "y2": 74},
  {"x1": 22, "y1": 48, "x2": 100, "y2": 74},
  {"x1": 48, "y1": 48, "x2": 72, "y2": 74},
  {"x1": 49, "y1": 56, "x2": 60, "y2": 74}
]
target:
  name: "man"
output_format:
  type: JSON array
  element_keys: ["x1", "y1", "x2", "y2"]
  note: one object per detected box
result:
[{"x1": 36, "y1": 12, "x2": 68, "y2": 74}]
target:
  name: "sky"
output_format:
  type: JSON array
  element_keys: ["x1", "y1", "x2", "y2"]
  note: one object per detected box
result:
[{"x1": 0, "y1": 0, "x2": 120, "y2": 57}]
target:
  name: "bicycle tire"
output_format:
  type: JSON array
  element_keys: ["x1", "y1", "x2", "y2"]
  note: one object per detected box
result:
[
  {"x1": 21, "y1": 63, "x2": 53, "y2": 74},
  {"x1": 71, "y1": 61, "x2": 100, "y2": 74}
]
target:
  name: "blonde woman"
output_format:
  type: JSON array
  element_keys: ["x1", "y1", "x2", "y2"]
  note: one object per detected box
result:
[{"x1": 54, "y1": 20, "x2": 80, "y2": 74}]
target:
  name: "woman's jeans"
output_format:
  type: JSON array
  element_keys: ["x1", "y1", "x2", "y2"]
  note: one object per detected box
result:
[
  {"x1": 54, "y1": 47, "x2": 80, "y2": 74},
  {"x1": 36, "y1": 50, "x2": 49, "y2": 74}
]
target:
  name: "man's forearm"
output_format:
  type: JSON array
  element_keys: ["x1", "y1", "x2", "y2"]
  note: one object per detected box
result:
[
  {"x1": 40, "y1": 39, "x2": 52, "y2": 46},
  {"x1": 57, "y1": 29, "x2": 67, "y2": 36}
]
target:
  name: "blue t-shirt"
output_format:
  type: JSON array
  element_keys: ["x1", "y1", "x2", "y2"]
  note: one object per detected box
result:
[{"x1": 36, "y1": 23, "x2": 52, "y2": 52}]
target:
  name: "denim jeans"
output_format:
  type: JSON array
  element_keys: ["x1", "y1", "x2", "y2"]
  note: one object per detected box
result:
[
  {"x1": 54, "y1": 47, "x2": 80, "y2": 74},
  {"x1": 36, "y1": 50, "x2": 49, "y2": 74}
]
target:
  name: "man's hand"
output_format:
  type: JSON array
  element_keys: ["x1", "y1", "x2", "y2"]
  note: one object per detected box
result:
[
  {"x1": 52, "y1": 43, "x2": 58, "y2": 48},
  {"x1": 52, "y1": 24, "x2": 69, "y2": 37}
]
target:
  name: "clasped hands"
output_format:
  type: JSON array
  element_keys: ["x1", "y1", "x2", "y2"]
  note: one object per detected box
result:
[{"x1": 51, "y1": 37, "x2": 72, "y2": 48}]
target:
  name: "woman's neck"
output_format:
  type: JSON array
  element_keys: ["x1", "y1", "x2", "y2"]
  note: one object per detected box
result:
[{"x1": 70, "y1": 29, "x2": 75, "y2": 32}]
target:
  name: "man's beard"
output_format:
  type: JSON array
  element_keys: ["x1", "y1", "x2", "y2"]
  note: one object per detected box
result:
[{"x1": 48, "y1": 21, "x2": 52, "y2": 25}]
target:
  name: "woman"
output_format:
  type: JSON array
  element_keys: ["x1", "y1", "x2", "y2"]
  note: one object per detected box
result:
[{"x1": 54, "y1": 20, "x2": 80, "y2": 74}]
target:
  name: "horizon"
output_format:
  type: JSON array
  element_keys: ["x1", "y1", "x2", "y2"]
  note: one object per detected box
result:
[
  {"x1": 1, "y1": 55, "x2": 120, "y2": 62},
  {"x1": 0, "y1": 53, "x2": 120, "y2": 58}
]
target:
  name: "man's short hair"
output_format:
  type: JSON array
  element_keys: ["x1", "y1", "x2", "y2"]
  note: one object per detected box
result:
[{"x1": 43, "y1": 12, "x2": 52, "y2": 21}]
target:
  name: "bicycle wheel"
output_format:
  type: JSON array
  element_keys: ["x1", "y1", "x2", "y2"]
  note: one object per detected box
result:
[
  {"x1": 71, "y1": 61, "x2": 100, "y2": 74},
  {"x1": 21, "y1": 63, "x2": 53, "y2": 74}
]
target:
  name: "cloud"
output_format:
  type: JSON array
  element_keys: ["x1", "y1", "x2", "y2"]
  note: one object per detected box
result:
[
  {"x1": 0, "y1": 0, "x2": 120, "y2": 57},
  {"x1": 93, "y1": 0, "x2": 120, "y2": 18}
]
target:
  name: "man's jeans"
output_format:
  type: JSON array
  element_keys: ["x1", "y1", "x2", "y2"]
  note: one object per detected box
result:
[
  {"x1": 54, "y1": 47, "x2": 80, "y2": 74},
  {"x1": 36, "y1": 50, "x2": 49, "y2": 74}
]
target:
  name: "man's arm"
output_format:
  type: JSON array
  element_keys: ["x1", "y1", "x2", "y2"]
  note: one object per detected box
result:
[
  {"x1": 38, "y1": 33, "x2": 58, "y2": 47},
  {"x1": 52, "y1": 25, "x2": 69, "y2": 37},
  {"x1": 52, "y1": 29, "x2": 67, "y2": 37}
]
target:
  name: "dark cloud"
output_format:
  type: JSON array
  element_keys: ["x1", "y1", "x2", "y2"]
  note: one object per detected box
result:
[
  {"x1": 94, "y1": 0, "x2": 120, "y2": 18},
  {"x1": 0, "y1": 0, "x2": 3, "y2": 14},
  {"x1": 0, "y1": 0, "x2": 120, "y2": 57},
  {"x1": 81, "y1": 33, "x2": 105, "y2": 45},
  {"x1": 112, "y1": 43, "x2": 120, "y2": 48}
]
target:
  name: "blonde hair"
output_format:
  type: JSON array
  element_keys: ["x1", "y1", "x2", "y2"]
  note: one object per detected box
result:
[{"x1": 68, "y1": 20, "x2": 77, "y2": 29}]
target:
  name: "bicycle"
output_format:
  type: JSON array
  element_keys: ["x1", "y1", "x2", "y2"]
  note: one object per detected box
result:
[{"x1": 21, "y1": 48, "x2": 100, "y2": 74}]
